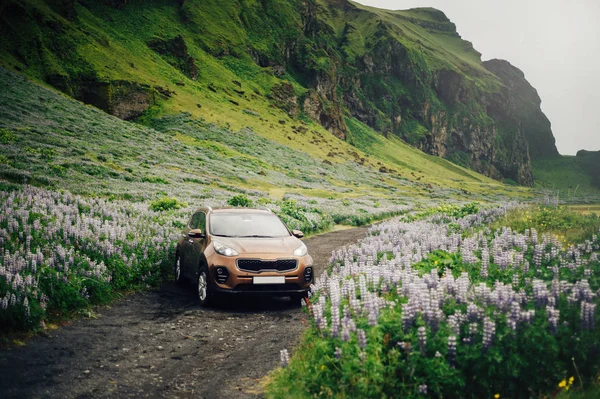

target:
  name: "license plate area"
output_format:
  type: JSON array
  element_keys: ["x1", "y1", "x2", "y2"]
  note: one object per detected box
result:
[{"x1": 253, "y1": 276, "x2": 285, "y2": 284}]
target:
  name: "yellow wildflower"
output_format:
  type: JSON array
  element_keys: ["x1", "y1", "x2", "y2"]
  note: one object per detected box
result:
[
  {"x1": 494, "y1": 394, "x2": 500, "y2": 399},
  {"x1": 558, "y1": 379, "x2": 567, "y2": 388},
  {"x1": 321, "y1": 365, "x2": 326, "y2": 371},
  {"x1": 569, "y1": 376, "x2": 574, "y2": 385}
]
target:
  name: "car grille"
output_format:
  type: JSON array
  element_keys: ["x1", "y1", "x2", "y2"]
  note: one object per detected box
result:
[{"x1": 237, "y1": 259, "x2": 298, "y2": 272}]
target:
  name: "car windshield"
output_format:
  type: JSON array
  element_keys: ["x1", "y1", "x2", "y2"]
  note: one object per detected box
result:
[{"x1": 209, "y1": 212, "x2": 291, "y2": 238}]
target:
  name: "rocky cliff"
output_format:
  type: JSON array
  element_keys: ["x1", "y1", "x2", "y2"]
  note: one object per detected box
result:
[
  {"x1": 0, "y1": 0, "x2": 559, "y2": 185},
  {"x1": 483, "y1": 59, "x2": 559, "y2": 159}
]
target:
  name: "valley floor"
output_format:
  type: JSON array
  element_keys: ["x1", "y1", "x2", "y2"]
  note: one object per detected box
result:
[{"x1": 0, "y1": 227, "x2": 367, "y2": 399}]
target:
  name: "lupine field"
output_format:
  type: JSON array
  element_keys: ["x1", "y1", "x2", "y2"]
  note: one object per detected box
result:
[
  {"x1": 0, "y1": 183, "x2": 411, "y2": 331},
  {"x1": 0, "y1": 185, "x2": 186, "y2": 329},
  {"x1": 267, "y1": 204, "x2": 600, "y2": 398}
]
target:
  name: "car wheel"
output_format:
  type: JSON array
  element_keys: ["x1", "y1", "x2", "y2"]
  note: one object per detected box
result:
[
  {"x1": 174, "y1": 253, "x2": 184, "y2": 284},
  {"x1": 197, "y1": 267, "x2": 212, "y2": 306}
]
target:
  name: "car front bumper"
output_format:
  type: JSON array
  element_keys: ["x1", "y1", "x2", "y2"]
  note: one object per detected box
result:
[{"x1": 206, "y1": 251, "x2": 313, "y2": 295}]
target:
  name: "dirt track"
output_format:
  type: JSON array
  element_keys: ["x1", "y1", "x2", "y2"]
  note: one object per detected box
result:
[{"x1": 0, "y1": 226, "x2": 368, "y2": 399}]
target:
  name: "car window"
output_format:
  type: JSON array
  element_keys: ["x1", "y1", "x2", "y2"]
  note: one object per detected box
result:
[
  {"x1": 189, "y1": 212, "x2": 206, "y2": 231},
  {"x1": 209, "y1": 213, "x2": 290, "y2": 238}
]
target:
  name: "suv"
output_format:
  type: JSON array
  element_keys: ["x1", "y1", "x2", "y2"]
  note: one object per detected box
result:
[{"x1": 175, "y1": 207, "x2": 313, "y2": 306}]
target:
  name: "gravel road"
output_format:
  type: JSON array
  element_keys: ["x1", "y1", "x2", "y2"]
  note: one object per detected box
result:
[{"x1": 0, "y1": 226, "x2": 368, "y2": 399}]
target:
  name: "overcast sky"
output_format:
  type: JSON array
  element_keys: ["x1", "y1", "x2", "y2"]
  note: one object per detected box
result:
[{"x1": 355, "y1": 0, "x2": 600, "y2": 155}]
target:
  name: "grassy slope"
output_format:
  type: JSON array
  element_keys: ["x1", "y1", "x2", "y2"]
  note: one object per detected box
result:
[
  {"x1": 344, "y1": 2, "x2": 501, "y2": 90},
  {"x1": 532, "y1": 156, "x2": 600, "y2": 203},
  {"x1": 0, "y1": 68, "x2": 529, "y2": 204},
  {"x1": 0, "y1": 0, "x2": 535, "y2": 203}
]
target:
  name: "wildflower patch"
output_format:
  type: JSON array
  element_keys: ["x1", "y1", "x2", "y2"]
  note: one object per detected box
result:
[{"x1": 267, "y1": 205, "x2": 600, "y2": 398}]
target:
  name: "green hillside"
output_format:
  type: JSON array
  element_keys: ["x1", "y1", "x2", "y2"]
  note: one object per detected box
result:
[
  {"x1": 0, "y1": 0, "x2": 558, "y2": 187},
  {"x1": 0, "y1": 68, "x2": 528, "y2": 205},
  {"x1": 533, "y1": 155, "x2": 600, "y2": 203}
]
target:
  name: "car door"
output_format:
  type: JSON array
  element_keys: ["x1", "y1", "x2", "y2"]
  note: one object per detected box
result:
[
  {"x1": 186, "y1": 211, "x2": 207, "y2": 279},
  {"x1": 181, "y1": 211, "x2": 202, "y2": 277}
]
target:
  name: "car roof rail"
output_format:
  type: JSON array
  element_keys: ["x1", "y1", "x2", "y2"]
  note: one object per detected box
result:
[
  {"x1": 258, "y1": 206, "x2": 272, "y2": 212},
  {"x1": 206, "y1": 205, "x2": 213, "y2": 212}
]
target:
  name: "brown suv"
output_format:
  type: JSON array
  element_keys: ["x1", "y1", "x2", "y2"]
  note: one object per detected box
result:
[{"x1": 175, "y1": 207, "x2": 313, "y2": 306}]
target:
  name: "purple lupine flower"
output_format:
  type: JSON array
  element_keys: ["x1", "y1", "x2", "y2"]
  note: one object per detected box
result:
[
  {"x1": 581, "y1": 301, "x2": 596, "y2": 330},
  {"x1": 482, "y1": 317, "x2": 495, "y2": 349},
  {"x1": 341, "y1": 327, "x2": 350, "y2": 342},
  {"x1": 357, "y1": 329, "x2": 367, "y2": 348},
  {"x1": 533, "y1": 244, "x2": 544, "y2": 267},
  {"x1": 447, "y1": 335, "x2": 457, "y2": 362},
  {"x1": 468, "y1": 322, "x2": 478, "y2": 339},
  {"x1": 546, "y1": 306, "x2": 560, "y2": 334},
  {"x1": 334, "y1": 347, "x2": 342, "y2": 359},
  {"x1": 280, "y1": 349, "x2": 290, "y2": 368},
  {"x1": 508, "y1": 301, "x2": 521, "y2": 331},
  {"x1": 532, "y1": 279, "x2": 550, "y2": 308},
  {"x1": 417, "y1": 326, "x2": 427, "y2": 353},
  {"x1": 481, "y1": 247, "x2": 490, "y2": 279}
]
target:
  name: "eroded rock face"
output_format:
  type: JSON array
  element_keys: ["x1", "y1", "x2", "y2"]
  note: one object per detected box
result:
[
  {"x1": 421, "y1": 111, "x2": 534, "y2": 186},
  {"x1": 270, "y1": 82, "x2": 298, "y2": 116},
  {"x1": 483, "y1": 59, "x2": 558, "y2": 159},
  {"x1": 302, "y1": 91, "x2": 346, "y2": 140},
  {"x1": 43, "y1": 74, "x2": 157, "y2": 120},
  {"x1": 78, "y1": 80, "x2": 157, "y2": 121},
  {"x1": 278, "y1": 1, "x2": 548, "y2": 185},
  {"x1": 147, "y1": 35, "x2": 198, "y2": 80}
]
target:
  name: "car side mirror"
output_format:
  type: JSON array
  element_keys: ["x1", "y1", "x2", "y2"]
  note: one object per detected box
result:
[
  {"x1": 188, "y1": 229, "x2": 205, "y2": 238},
  {"x1": 292, "y1": 229, "x2": 304, "y2": 238}
]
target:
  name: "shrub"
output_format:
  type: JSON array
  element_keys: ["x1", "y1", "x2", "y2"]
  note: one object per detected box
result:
[
  {"x1": 227, "y1": 194, "x2": 253, "y2": 207},
  {"x1": 0, "y1": 128, "x2": 17, "y2": 144},
  {"x1": 149, "y1": 196, "x2": 188, "y2": 212},
  {"x1": 142, "y1": 176, "x2": 170, "y2": 184}
]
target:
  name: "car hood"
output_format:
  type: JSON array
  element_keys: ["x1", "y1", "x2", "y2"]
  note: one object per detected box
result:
[{"x1": 211, "y1": 235, "x2": 303, "y2": 255}]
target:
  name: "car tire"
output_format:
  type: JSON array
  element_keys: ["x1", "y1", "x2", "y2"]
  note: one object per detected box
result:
[
  {"x1": 197, "y1": 266, "x2": 212, "y2": 307},
  {"x1": 174, "y1": 253, "x2": 184, "y2": 285},
  {"x1": 291, "y1": 294, "x2": 306, "y2": 307}
]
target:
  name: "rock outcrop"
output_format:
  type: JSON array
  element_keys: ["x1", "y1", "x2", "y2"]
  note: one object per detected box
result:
[
  {"x1": 483, "y1": 59, "x2": 558, "y2": 159},
  {"x1": 270, "y1": 82, "x2": 299, "y2": 116},
  {"x1": 269, "y1": 0, "x2": 552, "y2": 185},
  {"x1": 148, "y1": 35, "x2": 199, "y2": 80}
]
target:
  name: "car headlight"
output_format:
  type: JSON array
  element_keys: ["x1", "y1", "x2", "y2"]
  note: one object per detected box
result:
[
  {"x1": 213, "y1": 240, "x2": 239, "y2": 257},
  {"x1": 293, "y1": 242, "x2": 308, "y2": 257}
]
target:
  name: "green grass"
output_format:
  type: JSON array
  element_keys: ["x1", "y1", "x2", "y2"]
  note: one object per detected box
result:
[
  {"x1": 491, "y1": 205, "x2": 600, "y2": 244},
  {"x1": 532, "y1": 156, "x2": 600, "y2": 202}
]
